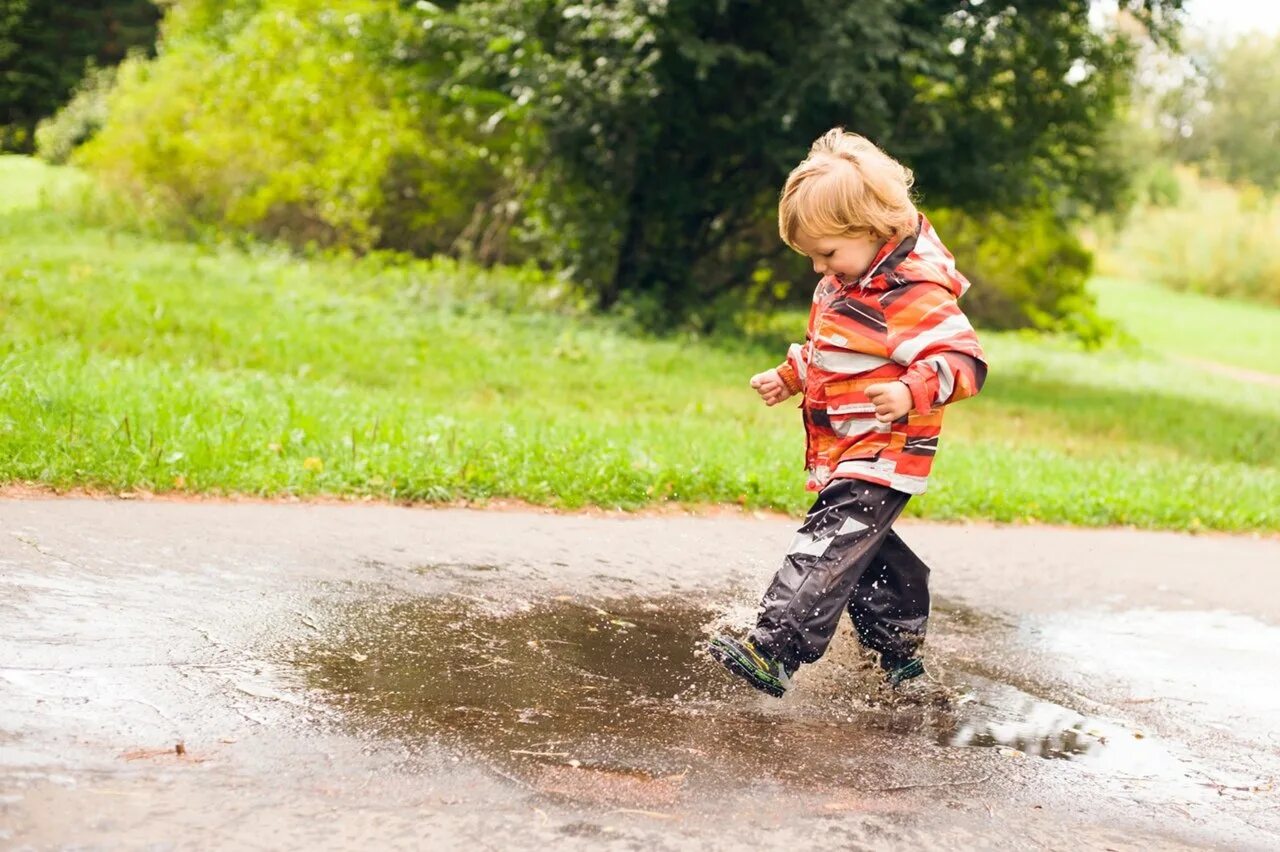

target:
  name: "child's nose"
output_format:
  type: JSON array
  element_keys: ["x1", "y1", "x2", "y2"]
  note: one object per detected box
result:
[{"x1": 812, "y1": 258, "x2": 825, "y2": 274}]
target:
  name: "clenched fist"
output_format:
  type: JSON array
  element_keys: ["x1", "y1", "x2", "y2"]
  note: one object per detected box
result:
[
  {"x1": 865, "y1": 381, "x2": 913, "y2": 422},
  {"x1": 750, "y1": 369, "x2": 794, "y2": 406}
]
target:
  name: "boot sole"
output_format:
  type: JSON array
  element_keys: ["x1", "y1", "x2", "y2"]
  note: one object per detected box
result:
[{"x1": 708, "y1": 637, "x2": 787, "y2": 698}]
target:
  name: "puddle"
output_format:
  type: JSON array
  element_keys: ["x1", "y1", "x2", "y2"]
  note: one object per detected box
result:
[
  {"x1": 287, "y1": 594, "x2": 1196, "y2": 810},
  {"x1": 290, "y1": 596, "x2": 978, "y2": 795}
]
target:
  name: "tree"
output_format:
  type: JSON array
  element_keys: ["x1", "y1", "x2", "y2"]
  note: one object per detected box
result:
[
  {"x1": 0, "y1": 0, "x2": 159, "y2": 152},
  {"x1": 1167, "y1": 32, "x2": 1280, "y2": 192},
  {"x1": 424, "y1": 0, "x2": 1185, "y2": 323}
]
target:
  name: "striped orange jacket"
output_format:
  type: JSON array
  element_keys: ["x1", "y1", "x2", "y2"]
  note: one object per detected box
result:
[{"x1": 775, "y1": 214, "x2": 987, "y2": 494}]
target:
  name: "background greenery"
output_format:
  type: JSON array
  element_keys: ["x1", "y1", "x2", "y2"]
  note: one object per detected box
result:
[
  {"x1": 26, "y1": 0, "x2": 1188, "y2": 333},
  {"x1": 1096, "y1": 167, "x2": 1280, "y2": 304},
  {"x1": 3, "y1": 157, "x2": 1277, "y2": 531},
  {"x1": 3, "y1": 3, "x2": 1277, "y2": 532},
  {"x1": 0, "y1": 0, "x2": 158, "y2": 152}
]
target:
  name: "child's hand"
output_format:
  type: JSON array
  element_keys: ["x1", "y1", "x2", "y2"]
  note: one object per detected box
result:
[
  {"x1": 750, "y1": 369, "x2": 793, "y2": 406},
  {"x1": 865, "y1": 381, "x2": 913, "y2": 422}
]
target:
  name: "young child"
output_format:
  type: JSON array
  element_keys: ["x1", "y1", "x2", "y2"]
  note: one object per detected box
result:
[{"x1": 709, "y1": 128, "x2": 987, "y2": 697}]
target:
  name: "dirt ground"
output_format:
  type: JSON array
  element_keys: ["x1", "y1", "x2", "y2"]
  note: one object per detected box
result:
[{"x1": 2, "y1": 497, "x2": 1278, "y2": 850}]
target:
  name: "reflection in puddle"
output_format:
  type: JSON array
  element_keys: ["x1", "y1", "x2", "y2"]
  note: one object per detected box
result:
[
  {"x1": 289, "y1": 595, "x2": 1176, "y2": 805},
  {"x1": 943, "y1": 681, "x2": 1168, "y2": 774},
  {"x1": 950, "y1": 698, "x2": 1103, "y2": 759}
]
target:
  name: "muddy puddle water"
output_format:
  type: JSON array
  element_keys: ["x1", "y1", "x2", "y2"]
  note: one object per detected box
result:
[
  {"x1": 292, "y1": 597, "x2": 932, "y2": 797},
  {"x1": 288, "y1": 594, "x2": 1178, "y2": 810}
]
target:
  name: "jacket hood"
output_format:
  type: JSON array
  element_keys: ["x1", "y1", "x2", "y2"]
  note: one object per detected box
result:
[{"x1": 847, "y1": 214, "x2": 971, "y2": 298}]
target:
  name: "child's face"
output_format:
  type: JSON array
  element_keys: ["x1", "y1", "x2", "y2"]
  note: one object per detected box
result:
[{"x1": 793, "y1": 230, "x2": 885, "y2": 284}]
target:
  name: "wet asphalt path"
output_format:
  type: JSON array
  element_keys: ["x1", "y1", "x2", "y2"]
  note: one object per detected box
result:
[{"x1": 2, "y1": 498, "x2": 1278, "y2": 850}]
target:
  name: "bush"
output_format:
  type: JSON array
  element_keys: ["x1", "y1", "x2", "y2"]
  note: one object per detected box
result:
[
  {"x1": 78, "y1": 0, "x2": 511, "y2": 258},
  {"x1": 1098, "y1": 167, "x2": 1280, "y2": 305},
  {"x1": 34, "y1": 61, "x2": 118, "y2": 164},
  {"x1": 925, "y1": 208, "x2": 1108, "y2": 342}
]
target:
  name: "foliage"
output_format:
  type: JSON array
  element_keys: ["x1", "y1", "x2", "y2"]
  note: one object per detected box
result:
[
  {"x1": 424, "y1": 0, "x2": 1184, "y2": 323},
  {"x1": 0, "y1": 0, "x2": 158, "y2": 152},
  {"x1": 76, "y1": 0, "x2": 1185, "y2": 334},
  {"x1": 1163, "y1": 32, "x2": 1280, "y2": 193},
  {"x1": 1097, "y1": 166, "x2": 1280, "y2": 304},
  {"x1": 33, "y1": 62, "x2": 119, "y2": 164},
  {"x1": 926, "y1": 208, "x2": 1107, "y2": 343},
  {"x1": 2, "y1": 156, "x2": 1277, "y2": 532},
  {"x1": 78, "y1": 0, "x2": 512, "y2": 257}
]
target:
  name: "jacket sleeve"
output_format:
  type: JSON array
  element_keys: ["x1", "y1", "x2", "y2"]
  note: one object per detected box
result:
[
  {"x1": 886, "y1": 286, "x2": 987, "y2": 415},
  {"x1": 776, "y1": 292, "x2": 820, "y2": 394},
  {"x1": 776, "y1": 341, "x2": 808, "y2": 395}
]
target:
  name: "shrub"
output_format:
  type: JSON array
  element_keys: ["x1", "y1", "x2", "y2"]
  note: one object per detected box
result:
[
  {"x1": 78, "y1": 0, "x2": 510, "y2": 258},
  {"x1": 34, "y1": 61, "x2": 119, "y2": 164},
  {"x1": 1098, "y1": 167, "x2": 1280, "y2": 305},
  {"x1": 75, "y1": 0, "x2": 1161, "y2": 343},
  {"x1": 925, "y1": 208, "x2": 1106, "y2": 341},
  {"x1": 429, "y1": 0, "x2": 1169, "y2": 325}
]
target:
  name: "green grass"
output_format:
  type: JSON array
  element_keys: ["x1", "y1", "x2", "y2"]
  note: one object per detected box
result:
[
  {"x1": 1092, "y1": 276, "x2": 1280, "y2": 374},
  {"x1": 2, "y1": 156, "x2": 1278, "y2": 531},
  {"x1": 0, "y1": 155, "x2": 88, "y2": 213}
]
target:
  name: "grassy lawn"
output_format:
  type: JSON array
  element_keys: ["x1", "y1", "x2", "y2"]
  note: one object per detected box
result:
[
  {"x1": 0, "y1": 155, "x2": 88, "y2": 213},
  {"x1": 1092, "y1": 276, "x2": 1280, "y2": 374},
  {"x1": 2, "y1": 156, "x2": 1277, "y2": 531}
]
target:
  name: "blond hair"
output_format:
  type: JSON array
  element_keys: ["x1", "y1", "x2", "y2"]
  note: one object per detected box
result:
[{"x1": 778, "y1": 128, "x2": 917, "y2": 250}]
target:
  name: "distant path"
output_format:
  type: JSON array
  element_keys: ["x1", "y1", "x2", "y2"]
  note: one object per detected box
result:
[{"x1": 1176, "y1": 355, "x2": 1280, "y2": 388}]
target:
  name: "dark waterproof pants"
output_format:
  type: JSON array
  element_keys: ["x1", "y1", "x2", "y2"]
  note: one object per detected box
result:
[{"x1": 748, "y1": 479, "x2": 931, "y2": 671}]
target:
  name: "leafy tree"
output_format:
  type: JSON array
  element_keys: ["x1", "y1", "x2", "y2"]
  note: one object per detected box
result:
[
  {"x1": 424, "y1": 0, "x2": 1184, "y2": 323},
  {"x1": 0, "y1": 0, "x2": 159, "y2": 152},
  {"x1": 1166, "y1": 32, "x2": 1280, "y2": 192}
]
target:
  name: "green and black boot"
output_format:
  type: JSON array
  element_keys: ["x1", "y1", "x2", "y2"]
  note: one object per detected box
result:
[
  {"x1": 707, "y1": 635, "x2": 794, "y2": 698},
  {"x1": 885, "y1": 656, "x2": 926, "y2": 687}
]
